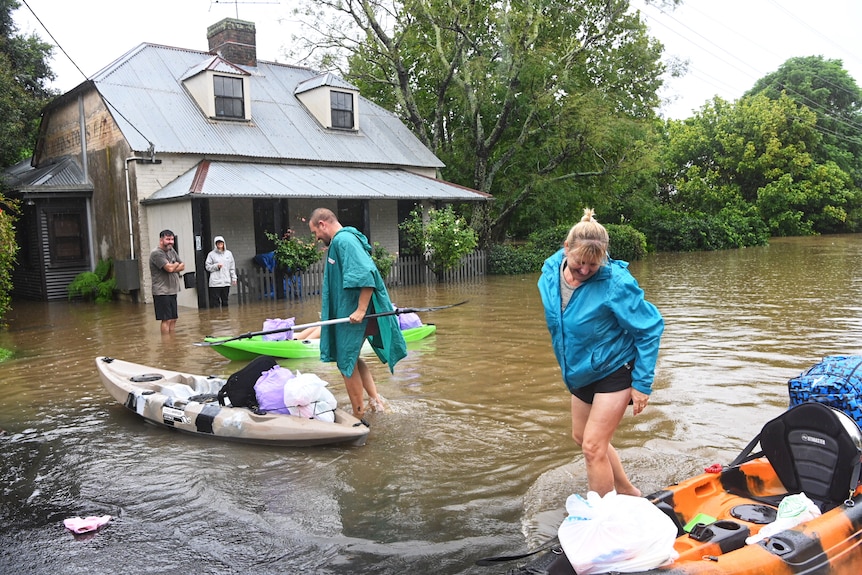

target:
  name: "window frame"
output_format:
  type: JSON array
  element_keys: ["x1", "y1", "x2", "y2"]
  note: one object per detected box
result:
[
  {"x1": 46, "y1": 209, "x2": 87, "y2": 265},
  {"x1": 214, "y1": 75, "x2": 245, "y2": 119},
  {"x1": 330, "y1": 90, "x2": 355, "y2": 129}
]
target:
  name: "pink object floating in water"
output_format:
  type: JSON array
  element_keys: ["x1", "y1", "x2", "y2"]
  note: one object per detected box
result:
[{"x1": 63, "y1": 515, "x2": 112, "y2": 534}]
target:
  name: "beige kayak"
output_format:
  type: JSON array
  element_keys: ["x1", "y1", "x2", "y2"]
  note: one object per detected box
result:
[{"x1": 95, "y1": 356, "x2": 369, "y2": 447}]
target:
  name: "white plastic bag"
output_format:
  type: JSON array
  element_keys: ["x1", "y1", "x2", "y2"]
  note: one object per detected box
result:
[
  {"x1": 558, "y1": 491, "x2": 679, "y2": 574},
  {"x1": 745, "y1": 493, "x2": 821, "y2": 545},
  {"x1": 283, "y1": 372, "x2": 337, "y2": 421}
]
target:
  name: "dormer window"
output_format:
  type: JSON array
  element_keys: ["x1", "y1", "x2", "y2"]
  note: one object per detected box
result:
[
  {"x1": 295, "y1": 73, "x2": 360, "y2": 131},
  {"x1": 214, "y1": 76, "x2": 244, "y2": 119},
  {"x1": 331, "y1": 91, "x2": 354, "y2": 129},
  {"x1": 182, "y1": 56, "x2": 251, "y2": 121}
]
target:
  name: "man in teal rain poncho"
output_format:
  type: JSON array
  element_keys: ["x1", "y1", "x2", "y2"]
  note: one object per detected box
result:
[{"x1": 309, "y1": 208, "x2": 407, "y2": 417}]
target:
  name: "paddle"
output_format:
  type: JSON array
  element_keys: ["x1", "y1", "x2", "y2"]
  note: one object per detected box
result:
[{"x1": 194, "y1": 301, "x2": 468, "y2": 346}]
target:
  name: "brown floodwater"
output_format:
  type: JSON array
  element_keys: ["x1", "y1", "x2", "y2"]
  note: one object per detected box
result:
[{"x1": 0, "y1": 235, "x2": 861, "y2": 574}]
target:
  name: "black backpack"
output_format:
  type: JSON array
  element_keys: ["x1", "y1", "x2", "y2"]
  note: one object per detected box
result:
[{"x1": 218, "y1": 355, "x2": 278, "y2": 412}]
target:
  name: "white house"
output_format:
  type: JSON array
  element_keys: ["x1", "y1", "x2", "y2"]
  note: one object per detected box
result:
[{"x1": 5, "y1": 18, "x2": 491, "y2": 306}]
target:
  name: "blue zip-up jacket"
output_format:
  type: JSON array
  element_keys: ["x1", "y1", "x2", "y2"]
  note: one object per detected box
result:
[{"x1": 538, "y1": 249, "x2": 664, "y2": 395}]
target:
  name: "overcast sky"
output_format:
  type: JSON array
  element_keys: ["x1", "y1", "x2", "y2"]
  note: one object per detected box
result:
[{"x1": 12, "y1": 0, "x2": 862, "y2": 120}]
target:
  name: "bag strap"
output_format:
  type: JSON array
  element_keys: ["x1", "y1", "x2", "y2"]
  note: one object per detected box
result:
[{"x1": 474, "y1": 536, "x2": 562, "y2": 566}]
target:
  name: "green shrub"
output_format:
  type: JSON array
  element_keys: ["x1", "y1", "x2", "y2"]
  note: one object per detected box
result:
[
  {"x1": 399, "y1": 206, "x2": 478, "y2": 280},
  {"x1": 525, "y1": 224, "x2": 570, "y2": 260},
  {"x1": 490, "y1": 222, "x2": 649, "y2": 275},
  {"x1": 639, "y1": 207, "x2": 769, "y2": 252},
  {"x1": 371, "y1": 242, "x2": 395, "y2": 280},
  {"x1": 68, "y1": 259, "x2": 117, "y2": 303},
  {"x1": 487, "y1": 244, "x2": 544, "y2": 275},
  {"x1": 0, "y1": 196, "x2": 18, "y2": 326},
  {"x1": 606, "y1": 224, "x2": 648, "y2": 262},
  {"x1": 266, "y1": 230, "x2": 323, "y2": 274}
]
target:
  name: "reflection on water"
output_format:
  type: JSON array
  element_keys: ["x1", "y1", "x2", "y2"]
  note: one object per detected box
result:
[{"x1": 1, "y1": 235, "x2": 861, "y2": 574}]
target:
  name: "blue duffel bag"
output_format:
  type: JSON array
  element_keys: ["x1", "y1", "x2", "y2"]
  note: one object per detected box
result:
[{"x1": 788, "y1": 355, "x2": 862, "y2": 429}]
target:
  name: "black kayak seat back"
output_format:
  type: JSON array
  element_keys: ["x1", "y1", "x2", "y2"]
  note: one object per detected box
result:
[{"x1": 759, "y1": 401, "x2": 862, "y2": 510}]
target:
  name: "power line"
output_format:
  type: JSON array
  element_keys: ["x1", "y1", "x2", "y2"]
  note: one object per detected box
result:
[
  {"x1": 19, "y1": 0, "x2": 88, "y2": 82},
  {"x1": 640, "y1": 1, "x2": 862, "y2": 135},
  {"x1": 19, "y1": 0, "x2": 155, "y2": 152}
]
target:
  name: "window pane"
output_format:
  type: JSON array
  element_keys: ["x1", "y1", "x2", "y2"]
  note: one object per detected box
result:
[
  {"x1": 332, "y1": 109, "x2": 353, "y2": 129},
  {"x1": 49, "y1": 212, "x2": 84, "y2": 262},
  {"x1": 331, "y1": 91, "x2": 353, "y2": 111},
  {"x1": 331, "y1": 91, "x2": 354, "y2": 128},
  {"x1": 214, "y1": 77, "x2": 245, "y2": 118}
]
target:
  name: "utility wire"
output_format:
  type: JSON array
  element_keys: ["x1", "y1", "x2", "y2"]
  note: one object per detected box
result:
[
  {"x1": 641, "y1": 1, "x2": 862, "y2": 136},
  {"x1": 20, "y1": 0, "x2": 156, "y2": 153}
]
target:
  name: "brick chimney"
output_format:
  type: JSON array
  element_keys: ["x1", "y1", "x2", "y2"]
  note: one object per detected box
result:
[{"x1": 207, "y1": 18, "x2": 256, "y2": 66}]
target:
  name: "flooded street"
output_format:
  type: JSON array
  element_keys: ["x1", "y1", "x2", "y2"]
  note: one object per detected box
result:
[{"x1": 1, "y1": 235, "x2": 861, "y2": 574}]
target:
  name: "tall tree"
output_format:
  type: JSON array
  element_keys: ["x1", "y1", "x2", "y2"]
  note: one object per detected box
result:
[
  {"x1": 0, "y1": 0, "x2": 55, "y2": 326},
  {"x1": 0, "y1": 0, "x2": 56, "y2": 168},
  {"x1": 659, "y1": 93, "x2": 861, "y2": 237},
  {"x1": 290, "y1": 0, "x2": 669, "y2": 242},
  {"x1": 747, "y1": 56, "x2": 862, "y2": 188}
]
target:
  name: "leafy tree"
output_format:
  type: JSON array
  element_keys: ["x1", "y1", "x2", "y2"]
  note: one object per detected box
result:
[
  {"x1": 0, "y1": 0, "x2": 55, "y2": 326},
  {"x1": 747, "y1": 56, "x2": 862, "y2": 187},
  {"x1": 653, "y1": 92, "x2": 860, "y2": 241},
  {"x1": 0, "y1": 0, "x2": 57, "y2": 166},
  {"x1": 290, "y1": 0, "x2": 670, "y2": 243}
]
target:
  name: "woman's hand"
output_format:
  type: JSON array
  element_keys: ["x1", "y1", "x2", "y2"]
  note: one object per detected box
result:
[{"x1": 631, "y1": 389, "x2": 650, "y2": 416}]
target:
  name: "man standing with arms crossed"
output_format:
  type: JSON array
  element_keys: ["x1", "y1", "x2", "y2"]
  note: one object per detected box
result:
[
  {"x1": 309, "y1": 208, "x2": 407, "y2": 418},
  {"x1": 149, "y1": 229, "x2": 185, "y2": 334}
]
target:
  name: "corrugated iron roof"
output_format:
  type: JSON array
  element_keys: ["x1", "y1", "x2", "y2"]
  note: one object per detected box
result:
[
  {"x1": 295, "y1": 72, "x2": 358, "y2": 94},
  {"x1": 3, "y1": 157, "x2": 92, "y2": 191},
  {"x1": 91, "y1": 43, "x2": 444, "y2": 169},
  {"x1": 141, "y1": 161, "x2": 491, "y2": 204}
]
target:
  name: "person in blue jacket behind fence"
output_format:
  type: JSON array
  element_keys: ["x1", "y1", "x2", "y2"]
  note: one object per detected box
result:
[
  {"x1": 309, "y1": 207, "x2": 407, "y2": 418},
  {"x1": 538, "y1": 208, "x2": 664, "y2": 497}
]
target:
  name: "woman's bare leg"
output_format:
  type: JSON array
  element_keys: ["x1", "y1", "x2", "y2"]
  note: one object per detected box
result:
[{"x1": 571, "y1": 392, "x2": 640, "y2": 496}]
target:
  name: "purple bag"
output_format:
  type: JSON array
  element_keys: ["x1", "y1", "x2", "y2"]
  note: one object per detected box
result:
[
  {"x1": 391, "y1": 303, "x2": 422, "y2": 330},
  {"x1": 254, "y1": 365, "x2": 295, "y2": 414},
  {"x1": 398, "y1": 312, "x2": 422, "y2": 330},
  {"x1": 262, "y1": 317, "x2": 295, "y2": 341}
]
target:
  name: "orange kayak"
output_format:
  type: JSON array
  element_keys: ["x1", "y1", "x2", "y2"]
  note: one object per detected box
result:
[{"x1": 493, "y1": 401, "x2": 862, "y2": 574}]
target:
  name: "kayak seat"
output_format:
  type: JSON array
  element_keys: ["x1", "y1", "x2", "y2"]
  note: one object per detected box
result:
[{"x1": 759, "y1": 402, "x2": 862, "y2": 511}]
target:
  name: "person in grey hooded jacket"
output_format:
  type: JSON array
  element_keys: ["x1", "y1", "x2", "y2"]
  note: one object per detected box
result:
[{"x1": 205, "y1": 235, "x2": 237, "y2": 308}]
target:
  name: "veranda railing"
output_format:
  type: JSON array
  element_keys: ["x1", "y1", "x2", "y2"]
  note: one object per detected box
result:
[{"x1": 235, "y1": 249, "x2": 486, "y2": 304}]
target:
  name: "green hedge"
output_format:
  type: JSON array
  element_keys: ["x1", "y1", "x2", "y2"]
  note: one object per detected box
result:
[{"x1": 488, "y1": 223, "x2": 648, "y2": 275}]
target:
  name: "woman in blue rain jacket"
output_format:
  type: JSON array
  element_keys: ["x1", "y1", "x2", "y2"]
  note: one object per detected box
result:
[{"x1": 538, "y1": 208, "x2": 663, "y2": 497}]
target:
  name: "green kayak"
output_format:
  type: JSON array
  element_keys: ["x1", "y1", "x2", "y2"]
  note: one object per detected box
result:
[{"x1": 204, "y1": 324, "x2": 437, "y2": 361}]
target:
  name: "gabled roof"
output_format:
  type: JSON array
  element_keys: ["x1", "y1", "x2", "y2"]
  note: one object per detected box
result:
[
  {"x1": 180, "y1": 54, "x2": 250, "y2": 81},
  {"x1": 141, "y1": 161, "x2": 491, "y2": 204},
  {"x1": 295, "y1": 72, "x2": 358, "y2": 94},
  {"x1": 82, "y1": 43, "x2": 443, "y2": 169}
]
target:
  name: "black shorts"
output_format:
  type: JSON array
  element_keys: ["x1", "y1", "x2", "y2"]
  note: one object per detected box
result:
[
  {"x1": 153, "y1": 294, "x2": 178, "y2": 321},
  {"x1": 571, "y1": 361, "x2": 634, "y2": 404}
]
